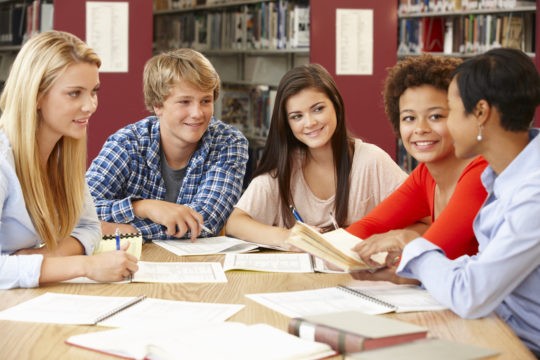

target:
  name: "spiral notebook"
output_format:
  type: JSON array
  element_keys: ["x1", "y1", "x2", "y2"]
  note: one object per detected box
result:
[
  {"x1": 95, "y1": 232, "x2": 143, "y2": 259},
  {"x1": 0, "y1": 292, "x2": 244, "y2": 327},
  {"x1": 246, "y1": 282, "x2": 447, "y2": 318}
]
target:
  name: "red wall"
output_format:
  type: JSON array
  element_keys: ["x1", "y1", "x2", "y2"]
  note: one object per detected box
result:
[
  {"x1": 310, "y1": 0, "x2": 397, "y2": 158},
  {"x1": 53, "y1": 0, "x2": 153, "y2": 164}
]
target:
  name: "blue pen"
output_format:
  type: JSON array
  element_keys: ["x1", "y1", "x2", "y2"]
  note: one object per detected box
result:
[
  {"x1": 289, "y1": 205, "x2": 304, "y2": 222},
  {"x1": 115, "y1": 228, "x2": 121, "y2": 250}
]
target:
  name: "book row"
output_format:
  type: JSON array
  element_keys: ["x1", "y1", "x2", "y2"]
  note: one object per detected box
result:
[
  {"x1": 154, "y1": 0, "x2": 251, "y2": 11},
  {"x1": 398, "y1": 12, "x2": 535, "y2": 56},
  {"x1": 0, "y1": 0, "x2": 52, "y2": 46},
  {"x1": 154, "y1": 0, "x2": 309, "y2": 52},
  {"x1": 398, "y1": 0, "x2": 536, "y2": 14}
]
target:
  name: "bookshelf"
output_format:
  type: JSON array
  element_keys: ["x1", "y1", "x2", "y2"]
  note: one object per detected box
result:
[
  {"x1": 0, "y1": 0, "x2": 54, "y2": 90},
  {"x1": 1, "y1": 0, "x2": 153, "y2": 164},
  {"x1": 396, "y1": 0, "x2": 539, "y2": 171},
  {"x1": 153, "y1": 0, "x2": 400, "y2": 173},
  {"x1": 397, "y1": 1, "x2": 536, "y2": 59}
]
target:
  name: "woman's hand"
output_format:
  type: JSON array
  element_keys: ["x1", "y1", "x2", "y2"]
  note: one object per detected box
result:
[
  {"x1": 350, "y1": 266, "x2": 420, "y2": 285},
  {"x1": 353, "y1": 229, "x2": 419, "y2": 267},
  {"x1": 84, "y1": 242, "x2": 139, "y2": 282}
]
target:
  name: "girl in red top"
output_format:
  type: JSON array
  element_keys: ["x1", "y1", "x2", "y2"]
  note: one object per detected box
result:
[{"x1": 347, "y1": 55, "x2": 488, "y2": 279}]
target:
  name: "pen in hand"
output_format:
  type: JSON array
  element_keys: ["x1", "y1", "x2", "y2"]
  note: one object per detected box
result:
[
  {"x1": 289, "y1": 205, "x2": 304, "y2": 222},
  {"x1": 115, "y1": 227, "x2": 121, "y2": 250},
  {"x1": 199, "y1": 223, "x2": 212, "y2": 234}
]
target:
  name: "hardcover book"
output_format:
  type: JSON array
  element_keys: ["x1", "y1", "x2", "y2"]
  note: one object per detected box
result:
[{"x1": 289, "y1": 311, "x2": 428, "y2": 354}]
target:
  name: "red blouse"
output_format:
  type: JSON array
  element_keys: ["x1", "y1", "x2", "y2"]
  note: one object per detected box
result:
[{"x1": 346, "y1": 156, "x2": 488, "y2": 259}]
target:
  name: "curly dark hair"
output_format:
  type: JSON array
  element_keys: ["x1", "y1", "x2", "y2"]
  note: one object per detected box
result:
[{"x1": 383, "y1": 54, "x2": 462, "y2": 135}]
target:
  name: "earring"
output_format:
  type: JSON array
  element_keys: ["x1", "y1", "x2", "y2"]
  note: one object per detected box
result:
[{"x1": 476, "y1": 125, "x2": 483, "y2": 142}]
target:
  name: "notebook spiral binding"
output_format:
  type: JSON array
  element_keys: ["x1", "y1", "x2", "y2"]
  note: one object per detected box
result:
[
  {"x1": 93, "y1": 295, "x2": 147, "y2": 325},
  {"x1": 337, "y1": 285, "x2": 397, "y2": 311},
  {"x1": 102, "y1": 232, "x2": 142, "y2": 240}
]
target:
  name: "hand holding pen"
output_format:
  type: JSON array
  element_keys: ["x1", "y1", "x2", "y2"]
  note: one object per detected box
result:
[{"x1": 115, "y1": 227, "x2": 121, "y2": 250}]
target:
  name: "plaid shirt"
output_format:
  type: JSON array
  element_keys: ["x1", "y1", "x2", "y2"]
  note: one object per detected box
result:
[{"x1": 86, "y1": 116, "x2": 248, "y2": 240}]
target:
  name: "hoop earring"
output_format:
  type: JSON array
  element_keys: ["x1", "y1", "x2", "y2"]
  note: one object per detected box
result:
[{"x1": 476, "y1": 125, "x2": 483, "y2": 142}]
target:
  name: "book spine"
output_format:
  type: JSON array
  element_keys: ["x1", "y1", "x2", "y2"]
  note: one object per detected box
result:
[
  {"x1": 289, "y1": 318, "x2": 428, "y2": 354},
  {"x1": 289, "y1": 318, "x2": 366, "y2": 353}
]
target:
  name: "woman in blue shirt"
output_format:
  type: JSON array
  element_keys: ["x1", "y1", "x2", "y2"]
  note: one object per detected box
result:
[
  {"x1": 0, "y1": 31, "x2": 138, "y2": 289},
  {"x1": 379, "y1": 48, "x2": 540, "y2": 356}
]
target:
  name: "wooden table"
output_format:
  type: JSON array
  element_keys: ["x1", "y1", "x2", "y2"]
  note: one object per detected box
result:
[{"x1": 0, "y1": 243, "x2": 535, "y2": 359}]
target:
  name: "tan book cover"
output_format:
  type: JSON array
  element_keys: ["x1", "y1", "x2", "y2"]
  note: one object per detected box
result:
[{"x1": 346, "y1": 338, "x2": 499, "y2": 360}]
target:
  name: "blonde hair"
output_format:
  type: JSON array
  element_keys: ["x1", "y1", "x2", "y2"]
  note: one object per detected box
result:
[
  {"x1": 0, "y1": 30, "x2": 101, "y2": 249},
  {"x1": 143, "y1": 48, "x2": 220, "y2": 113}
]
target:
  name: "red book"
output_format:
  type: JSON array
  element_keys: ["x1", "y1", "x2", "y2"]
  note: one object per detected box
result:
[{"x1": 289, "y1": 311, "x2": 428, "y2": 354}]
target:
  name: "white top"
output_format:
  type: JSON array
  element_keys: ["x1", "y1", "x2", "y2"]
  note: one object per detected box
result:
[
  {"x1": 0, "y1": 131, "x2": 101, "y2": 289},
  {"x1": 236, "y1": 139, "x2": 407, "y2": 228}
]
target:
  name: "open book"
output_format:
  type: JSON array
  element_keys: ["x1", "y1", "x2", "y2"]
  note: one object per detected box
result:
[
  {"x1": 287, "y1": 222, "x2": 386, "y2": 271},
  {"x1": 246, "y1": 282, "x2": 447, "y2": 318},
  {"x1": 66, "y1": 322, "x2": 335, "y2": 360},
  {"x1": 0, "y1": 292, "x2": 243, "y2": 327}
]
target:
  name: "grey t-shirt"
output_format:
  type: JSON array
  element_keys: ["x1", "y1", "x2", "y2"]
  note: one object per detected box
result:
[{"x1": 160, "y1": 149, "x2": 187, "y2": 203}]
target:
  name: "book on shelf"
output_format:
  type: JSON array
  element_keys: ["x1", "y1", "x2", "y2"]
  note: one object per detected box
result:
[
  {"x1": 290, "y1": 4, "x2": 309, "y2": 48},
  {"x1": 0, "y1": 292, "x2": 243, "y2": 327},
  {"x1": 287, "y1": 221, "x2": 386, "y2": 272},
  {"x1": 66, "y1": 322, "x2": 336, "y2": 360},
  {"x1": 152, "y1": 1, "x2": 311, "y2": 52},
  {"x1": 246, "y1": 282, "x2": 447, "y2": 318},
  {"x1": 95, "y1": 232, "x2": 143, "y2": 259},
  {"x1": 220, "y1": 88, "x2": 252, "y2": 134},
  {"x1": 501, "y1": 14, "x2": 524, "y2": 50},
  {"x1": 289, "y1": 310, "x2": 428, "y2": 354},
  {"x1": 345, "y1": 338, "x2": 499, "y2": 360},
  {"x1": 0, "y1": 3, "x2": 26, "y2": 46}
]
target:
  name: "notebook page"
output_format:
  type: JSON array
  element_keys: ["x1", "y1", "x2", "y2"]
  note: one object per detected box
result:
[
  {"x1": 154, "y1": 236, "x2": 258, "y2": 256},
  {"x1": 0, "y1": 293, "x2": 138, "y2": 325},
  {"x1": 223, "y1": 253, "x2": 314, "y2": 273},
  {"x1": 98, "y1": 298, "x2": 244, "y2": 328},
  {"x1": 132, "y1": 261, "x2": 227, "y2": 283},
  {"x1": 246, "y1": 287, "x2": 395, "y2": 318}
]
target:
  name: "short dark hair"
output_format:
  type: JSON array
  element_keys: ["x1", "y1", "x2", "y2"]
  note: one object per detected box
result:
[
  {"x1": 383, "y1": 54, "x2": 462, "y2": 134},
  {"x1": 453, "y1": 48, "x2": 540, "y2": 132}
]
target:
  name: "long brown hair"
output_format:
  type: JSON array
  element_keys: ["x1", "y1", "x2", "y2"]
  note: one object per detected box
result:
[{"x1": 253, "y1": 64, "x2": 354, "y2": 228}]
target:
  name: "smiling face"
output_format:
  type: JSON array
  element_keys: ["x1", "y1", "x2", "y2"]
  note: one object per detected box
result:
[
  {"x1": 398, "y1": 84, "x2": 455, "y2": 165},
  {"x1": 37, "y1": 62, "x2": 99, "y2": 145},
  {"x1": 286, "y1": 88, "x2": 337, "y2": 151},
  {"x1": 154, "y1": 80, "x2": 214, "y2": 152}
]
